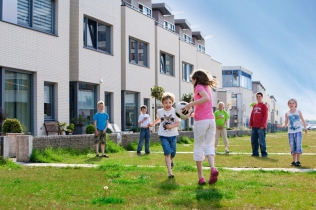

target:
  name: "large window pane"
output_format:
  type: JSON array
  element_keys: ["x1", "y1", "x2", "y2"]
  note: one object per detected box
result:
[
  {"x1": 125, "y1": 93, "x2": 137, "y2": 130},
  {"x1": 87, "y1": 19, "x2": 97, "y2": 49},
  {"x1": 2, "y1": 0, "x2": 19, "y2": 24},
  {"x1": 44, "y1": 84, "x2": 53, "y2": 119},
  {"x1": 232, "y1": 71, "x2": 239, "y2": 86},
  {"x1": 129, "y1": 38, "x2": 148, "y2": 66},
  {"x1": 5, "y1": 71, "x2": 32, "y2": 133},
  {"x1": 78, "y1": 84, "x2": 95, "y2": 123},
  {"x1": 97, "y1": 23, "x2": 106, "y2": 51},
  {"x1": 33, "y1": 0, "x2": 53, "y2": 33}
]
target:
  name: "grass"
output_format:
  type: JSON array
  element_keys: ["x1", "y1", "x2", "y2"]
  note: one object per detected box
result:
[{"x1": 0, "y1": 131, "x2": 316, "y2": 209}]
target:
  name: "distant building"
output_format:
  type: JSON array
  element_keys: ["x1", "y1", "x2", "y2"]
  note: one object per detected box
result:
[{"x1": 220, "y1": 67, "x2": 281, "y2": 128}]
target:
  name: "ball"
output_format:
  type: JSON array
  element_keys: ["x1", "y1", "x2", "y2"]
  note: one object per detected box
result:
[{"x1": 175, "y1": 101, "x2": 192, "y2": 120}]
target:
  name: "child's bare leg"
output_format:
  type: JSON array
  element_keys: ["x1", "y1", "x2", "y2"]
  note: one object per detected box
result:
[
  {"x1": 95, "y1": 143, "x2": 99, "y2": 155},
  {"x1": 165, "y1": 154, "x2": 172, "y2": 175},
  {"x1": 292, "y1": 154, "x2": 297, "y2": 162},
  {"x1": 296, "y1": 153, "x2": 301, "y2": 162},
  {"x1": 206, "y1": 154, "x2": 215, "y2": 168},
  {"x1": 196, "y1": 161, "x2": 203, "y2": 179},
  {"x1": 101, "y1": 143, "x2": 105, "y2": 156}
]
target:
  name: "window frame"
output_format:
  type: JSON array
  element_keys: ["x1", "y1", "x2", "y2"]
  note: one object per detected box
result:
[
  {"x1": 164, "y1": 20, "x2": 175, "y2": 32},
  {"x1": 183, "y1": 33, "x2": 192, "y2": 44},
  {"x1": 198, "y1": 44, "x2": 205, "y2": 53},
  {"x1": 0, "y1": 0, "x2": 56, "y2": 34},
  {"x1": 138, "y1": 2, "x2": 152, "y2": 17},
  {"x1": 182, "y1": 62, "x2": 193, "y2": 82},
  {"x1": 83, "y1": 16, "x2": 112, "y2": 54},
  {"x1": 129, "y1": 37, "x2": 148, "y2": 67},
  {"x1": 44, "y1": 83, "x2": 54, "y2": 121},
  {"x1": 160, "y1": 52, "x2": 174, "y2": 76}
]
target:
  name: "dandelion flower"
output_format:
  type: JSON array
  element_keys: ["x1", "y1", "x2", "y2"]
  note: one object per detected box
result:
[{"x1": 104, "y1": 186, "x2": 108, "y2": 190}]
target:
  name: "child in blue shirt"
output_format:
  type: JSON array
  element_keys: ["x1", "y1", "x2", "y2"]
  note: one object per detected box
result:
[{"x1": 93, "y1": 101, "x2": 109, "y2": 157}]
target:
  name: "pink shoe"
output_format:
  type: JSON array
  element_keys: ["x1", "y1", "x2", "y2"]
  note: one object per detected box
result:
[
  {"x1": 209, "y1": 168, "x2": 219, "y2": 184},
  {"x1": 198, "y1": 177, "x2": 206, "y2": 185}
]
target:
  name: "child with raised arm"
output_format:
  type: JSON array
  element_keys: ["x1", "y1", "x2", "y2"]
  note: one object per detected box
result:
[
  {"x1": 149, "y1": 92, "x2": 181, "y2": 178},
  {"x1": 93, "y1": 101, "x2": 109, "y2": 158},
  {"x1": 277, "y1": 99, "x2": 307, "y2": 166},
  {"x1": 137, "y1": 105, "x2": 151, "y2": 155},
  {"x1": 182, "y1": 69, "x2": 219, "y2": 185}
]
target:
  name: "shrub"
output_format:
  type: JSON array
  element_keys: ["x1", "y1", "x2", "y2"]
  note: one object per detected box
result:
[
  {"x1": 105, "y1": 138, "x2": 124, "y2": 153},
  {"x1": 85, "y1": 124, "x2": 95, "y2": 134},
  {"x1": 126, "y1": 141, "x2": 138, "y2": 151},
  {"x1": 2, "y1": 118, "x2": 23, "y2": 133},
  {"x1": 106, "y1": 128, "x2": 112, "y2": 134},
  {"x1": 67, "y1": 123, "x2": 75, "y2": 132},
  {"x1": 181, "y1": 93, "x2": 193, "y2": 103},
  {"x1": 179, "y1": 136, "x2": 193, "y2": 144},
  {"x1": 130, "y1": 127, "x2": 140, "y2": 133}
]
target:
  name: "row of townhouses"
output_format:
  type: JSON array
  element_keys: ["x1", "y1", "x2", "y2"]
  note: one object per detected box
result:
[{"x1": 0, "y1": 0, "x2": 280, "y2": 136}]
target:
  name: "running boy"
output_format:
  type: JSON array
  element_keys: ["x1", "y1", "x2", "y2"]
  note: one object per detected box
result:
[
  {"x1": 277, "y1": 99, "x2": 307, "y2": 166},
  {"x1": 137, "y1": 105, "x2": 151, "y2": 155},
  {"x1": 182, "y1": 69, "x2": 219, "y2": 185},
  {"x1": 214, "y1": 101, "x2": 230, "y2": 153},
  {"x1": 149, "y1": 92, "x2": 181, "y2": 178},
  {"x1": 93, "y1": 101, "x2": 109, "y2": 158}
]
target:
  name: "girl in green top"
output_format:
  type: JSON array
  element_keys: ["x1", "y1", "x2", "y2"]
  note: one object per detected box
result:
[{"x1": 214, "y1": 102, "x2": 230, "y2": 153}]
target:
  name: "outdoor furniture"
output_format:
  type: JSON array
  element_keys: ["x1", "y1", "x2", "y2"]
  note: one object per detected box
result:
[{"x1": 44, "y1": 121, "x2": 61, "y2": 136}]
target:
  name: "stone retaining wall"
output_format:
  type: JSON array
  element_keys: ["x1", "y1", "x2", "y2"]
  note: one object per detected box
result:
[{"x1": 32, "y1": 130, "x2": 250, "y2": 151}]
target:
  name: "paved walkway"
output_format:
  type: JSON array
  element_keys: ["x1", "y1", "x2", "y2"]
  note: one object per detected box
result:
[{"x1": 15, "y1": 162, "x2": 316, "y2": 173}]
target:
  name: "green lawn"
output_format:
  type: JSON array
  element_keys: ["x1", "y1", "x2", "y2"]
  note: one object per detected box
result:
[{"x1": 0, "y1": 131, "x2": 316, "y2": 209}]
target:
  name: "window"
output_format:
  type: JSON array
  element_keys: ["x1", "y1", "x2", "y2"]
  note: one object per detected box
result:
[
  {"x1": 78, "y1": 83, "x2": 96, "y2": 124},
  {"x1": 44, "y1": 83, "x2": 54, "y2": 120},
  {"x1": 222, "y1": 70, "x2": 240, "y2": 87},
  {"x1": 164, "y1": 21, "x2": 175, "y2": 32},
  {"x1": 198, "y1": 44, "x2": 205, "y2": 53},
  {"x1": 138, "y1": 3, "x2": 152, "y2": 17},
  {"x1": 231, "y1": 94, "x2": 237, "y2": 107},
  {"x1": 83, "y1": 17, "x2": 111, "y2": 54},
  {"x1": 4, "y1": 70, "x2": 32, "y2": 133},
  {"x1": 1, "y1": 0, "x2": 55, "y2": 34},
  {"x1": 160, "y1": 53, "x2": 174, "y2": 76},
  {"x1": 129, "y1": 38, "x2": 148, "y2": 67},
  {"x1": 182, "y1": 63, "x2": 193, "y2": 82},
  {"x1": 184, "y1": 34, "x2": 192, "y2": 44},
  {"x1": 104, "y1": 92, "x2": 112, "y2": 122}
]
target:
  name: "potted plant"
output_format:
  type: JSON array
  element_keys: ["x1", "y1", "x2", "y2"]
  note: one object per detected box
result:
[
  {"x1": 66, "y1": 123, "x2": 74, "y2": 135},
  {"x1": 150, "y1": 85, "x2": 165, "y2": 100},
  {"x1": 2, "y1": 118, "x2": 23, "y2": 157},
  {"x1": 58, "y1": 122, "x2": 67, "y2": 135},
  {"x1": 181, "y1": 93, "x2": 193, "y2": 103},
  {"x1": 0, "y1": 108, "x2": 8, "y2": 135},
  {"x1": 72, "y1": 115, "x2": 89, "y2": 135}
]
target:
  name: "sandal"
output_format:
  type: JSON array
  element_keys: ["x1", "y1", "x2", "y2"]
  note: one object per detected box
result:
[
  {"x1": 102, "y1": 155, "x2": 109, "y2": 158},
  {"x1": 168, "y1": 174, "x2": 174, "y2": 179}
]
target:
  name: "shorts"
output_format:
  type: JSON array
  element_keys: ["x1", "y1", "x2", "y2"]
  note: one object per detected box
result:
[
  {"x1": 159, "y1": 136, "x2": 177, "y2": 158},
  {"x1": 95, "y1": 130, "x2": 106, "y2": 144},
  {"x1": 288, "y1": 132, "x2": 303, "y2": 154}
]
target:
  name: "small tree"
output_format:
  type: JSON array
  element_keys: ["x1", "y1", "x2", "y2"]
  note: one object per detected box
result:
[
  {"x1": 150, "y1": 86, "x2": 165, "y2": 100},
  {"x1": 181, "y1": 93, "x2": 193, "y2": 103},
  {"x1": 2, "y1": 118, "x2": 23, "y2": 133},
  {"x1": 249, "y1": 102, "x2": 256, "y2": 108}
]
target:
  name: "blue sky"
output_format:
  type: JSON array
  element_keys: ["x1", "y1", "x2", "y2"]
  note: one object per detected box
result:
[{"x1": 152, "y1": 0, "x2": 316, "y2": 121}]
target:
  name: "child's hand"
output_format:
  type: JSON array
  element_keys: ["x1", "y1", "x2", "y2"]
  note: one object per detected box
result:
[
  {"x1": 95, "y1": 131, "x2": 99, "y2": 136},
  {"x1": 102, "y1": 130, "x2": 106, "y2": 134},
  {"x1": 148, "y1": 123, "x2": 153, "y2": 127}
]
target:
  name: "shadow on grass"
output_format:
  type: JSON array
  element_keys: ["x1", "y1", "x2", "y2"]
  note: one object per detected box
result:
[
  {"x1": 157, "y1": 178, "x2": 180, "y2": 195},
  {"x1": 85, "y1": 157, "x2": 103, "y2": 163},
  {"x1": 195, "y1": 185, "x2": 223, "y2": 209}
]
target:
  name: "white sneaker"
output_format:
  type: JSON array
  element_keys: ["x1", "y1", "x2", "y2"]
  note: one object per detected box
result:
[{"x1": 225, "y1": 148, "x2": 230, "y2": 153}]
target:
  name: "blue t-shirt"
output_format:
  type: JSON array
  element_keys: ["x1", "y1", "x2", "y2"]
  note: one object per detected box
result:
[{"x1": 93, "y1": 112, "x2": 109, "y2": 130}]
